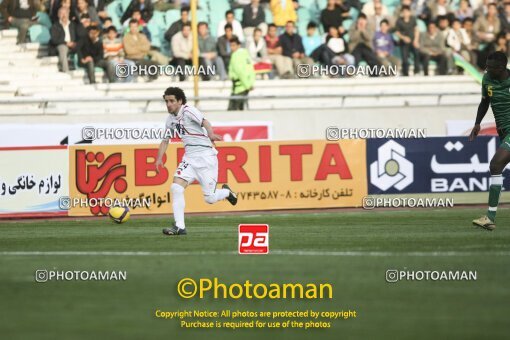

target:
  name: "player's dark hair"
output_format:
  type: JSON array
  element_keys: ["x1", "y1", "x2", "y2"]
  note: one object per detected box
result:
[
  {"x1": 401, "y1": 5, "x2": 411, "y2": 11},
  {"x1": 268, "y1": 23, "x2": 276, "y2": 29},
  {"x1": 129, "y1": 18, "x2": 138, "y2": 25},
  {"x1": 254, "y1": 27, "x2": 262, "y2": 34},
  {"x1": 182, "y1": 22, "x2": 191, "y2": 29},
  {"x1": 104, "y1": 17, "x2": 112, "y2": 22},
  {"x1": 487, "y1": 51, "x2": 509, "y2": 66},
  {"x1": 380, "y1": 19, "x2": 389, "y2": 26},
  {"x1": 164, "y1": 87, "x2": 187, "y2": 104},
  {"x1": 358, "y1": 13, "x2": 367, "y2": 20},
  {"x1": 181, "y1": 6, "x2": 190, "y2": 13},
  {"x1": 88, "y1": 26, "x2": 100, "y2": 32},
  {"x1": 225, "y1": 10, "x2": 234, "y2": 16},
  {"x1": 106, "y1": 26, "x2": 117, "y2": 33},
  {"x1": 198, "y1": 21, "x2": 208, "y2": 28},
  {"x1": 224, "y1": 23, "x2": 233, "y2": 31},
  {"x1": 286, "y1": 20, "x2": 295, "y2": 26}
]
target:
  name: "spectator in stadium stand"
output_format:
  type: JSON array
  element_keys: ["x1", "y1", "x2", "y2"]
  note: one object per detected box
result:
[
  {"x1": 270, "y1": 0, "x2": 297, "y2": 31},
  {"x1": 437, "y1": 15, "x2": 454, "y2": 74},
  {"x1": 75, "y1": 0, "x2": 99, "y2": 25},
  {"x1": 455, "y1": 0, "x2": 474, "y2": 22},
  {"x1": 302, "y1": 22, "x2": 322, "y2": 58},
  {"x1": 171, "y1": 22, "x2": 195, "y2": 82},
  {"x1": 320, "y1": 0, "x2": 349, "y2": 33},
  {"x1": 348, "y1": 13, "x2": 382, "y2": 72},
  {"x1": 102, "y1": 16, "x2": 113, "y2": 31},
  {"x1": 228, "y1": 36, "x2": 255, "y2": 111},
  {"x1": 123, "y1": 19, "x2": 161, "y2": 80},
  {"x1": 367, "y1": 0, "x2": 393, "y2": 32},
  {"x1": 198, "y1": 22, "x2": 227, "y2": 80},
  {"x1": 462, "y1": 17, "x2": 479, "y2": 67},
  {"x1": 247, "y1": 27, "x2": 273, "y2": 72},
  {"x1": 428, "y1": 0, "x2": 452, "y2": 23},
  {"x1": 103, "y1": 26, "x2": 136, "y2": 82},
  {"x1": 373, "y1": 19, "x2": 400, "y2": 70},
  {"x1": 242, "y1": 0, "x2": 268, "y2": 38},
  {"x1": 446, "y1": 18, "x2": 473, "y2": 64},
  {"x1": 265, "y1": 23, "x2": 294, "y2": 78},
  {"x1": 76, "y1": 13, "x2": 92, "y2": 41},
  {"x1": 122, "y1": 9, "x2": 151, "y2": 40},
  {"x1": 472, "y1": 0, "x2": 488, "y2": 19},
  {"x1": 494, "y1": 32, "x2": 510, "y2": 58},
  {"x1": 418, "y1": 21, "x2": 448, "y2": 75},
  {"x1": 395, "y1": 5, "x2": 420, "y2": 76},
  {"x1": 361, "y1": 0, "x2": 388, "y2": 17},
  {"x1": 393, "y1": 0, "x2": 414, "y2": 19},
  {"x1": 87, "y1": 0, "x2": 108, "y2": 22},
  {"x1": 322, "y1": 25, "x2": 354, "y2": 69},
  {"x1": 0, "y1": 0, "x2": 37, "y2": 44},
  {"x1": 78, "y1": 25, "x2": 114, "y2": 83},
  {"x1": 49, "y1": 6, "x2": 79, "y2": 73},
  {"x1": 121, "y1": 0, "x2": 153, "y2": 24},
  {"x1": 217, "y1": 23, "x2": 237, "y2": 69},
  {"x1": 474, "y1": 2, "x2": 501, "y2": 67},
  {"x1": 47, "y1": 0, "x2": 77, "y2": 23},
  {"x1": 164, "y1": 6, "x2": 189, "y2": 44},
  {"x1": 216, "y1": 10, "x2": 245, "y2": 43},
  {"x1": 279, "y1": 21, "x2": 314, "y2": 70},
  {"x1": 153, "y1": 0, "x2": 179, "y2": 12},
  {"x1": 500, "y1": 2, "x2": 510, "y2": 34}
]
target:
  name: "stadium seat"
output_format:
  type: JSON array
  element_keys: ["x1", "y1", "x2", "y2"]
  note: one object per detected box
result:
[
  {"x1": 120, "y1": 0, "x2": 132, "y2": 13},
  {"x1": 165, "y1": 9, "x2": 180, "y2": 27},
  {"x1": 146, "y1": 22, "x2": 162, "y2": 49},
  {"x1": 106, "y1": 1, "x2": 123, "y2": 29},
  {"x1": 264, "y1": 8, "x2": 273, "y2": 25},
  {"x1": 150, "y1": 10, "x2": 166, "y2": 29},
  {"x1": 417, "y1": 19, "x2": 426, "y2": 32},
  {"x1": 29, "y1": 25, "x2": 50, "y2": 44},
  {"x1": 234, "y1": 8, "x2": 243, "y2": 22},
  {"x1": 36, "y1": 12, "x2": 52, "y2": 29}
]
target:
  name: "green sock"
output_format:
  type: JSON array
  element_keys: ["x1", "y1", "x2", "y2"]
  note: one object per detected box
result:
[{"x1": 487, "y1": 175, "x2": 503, "y2": 222}]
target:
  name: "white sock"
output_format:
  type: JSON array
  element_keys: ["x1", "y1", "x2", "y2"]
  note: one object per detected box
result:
[
  {"x1": 204, "y1": 189, "x2": 230, "y2": 204},
  {"x1": 171, "y1": 183, "x2": 186, "y2": 229}
]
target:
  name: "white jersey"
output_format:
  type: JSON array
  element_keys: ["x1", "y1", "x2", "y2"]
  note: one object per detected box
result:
[{"x1": 165, "y1": 104, "x2": 215, "y2": 156}]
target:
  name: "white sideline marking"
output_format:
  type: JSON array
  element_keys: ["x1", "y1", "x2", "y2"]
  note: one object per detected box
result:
[{"x1": 1, "y1": 250, "x2": 509, "y2": 257}]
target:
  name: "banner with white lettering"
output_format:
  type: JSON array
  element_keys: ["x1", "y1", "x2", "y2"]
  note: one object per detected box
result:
[{"x1": 367, "y1": 137, "x2": 509, "y2": 194}]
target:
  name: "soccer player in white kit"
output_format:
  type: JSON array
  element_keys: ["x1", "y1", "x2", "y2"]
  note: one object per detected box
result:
[{"x1": 155, "y1": 87, "x2": 237, "y2": 236}]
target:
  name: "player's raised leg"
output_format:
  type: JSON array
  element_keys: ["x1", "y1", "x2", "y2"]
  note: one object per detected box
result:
[
  {"x1": 196, "y1": 156, "x2": 237, "y2": 206},
  {"x1": 473, "y1": 145, "x2": 510, "y2": 230}
]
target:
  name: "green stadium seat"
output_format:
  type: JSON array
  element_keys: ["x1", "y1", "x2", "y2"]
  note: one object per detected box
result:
[
  {"x1": 29, "y1": 24, "x2": 50, "y2": 44},
  {"x1": 150, "y1": 10, "x2": 166, "y2": 29},
  {"x1": 120, "y1": 0, "x2": 132, "y2": 13},
  {"x1": 417, "y1": 19, "x2": 426, "y2": 32},
  {"x1": 146, "y1": 21, "x2": 162, "y2": 49},
  {"x1": 234, "y1": 8, "x2": 243, "y2": 22},
  {"x1": 165, "y1": 9, "x2": 180, "y2": 27},
  {"x1": 264, "y1": 8, "x2": 273, "y2": 24},
  {"x1": 106, "y1": 1, "x2": 123, "y2": 29}
]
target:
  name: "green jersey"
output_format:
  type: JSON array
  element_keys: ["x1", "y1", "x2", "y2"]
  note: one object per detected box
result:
[{"x1": 482, "y1": 70, "x2": 510, "y2": 132}]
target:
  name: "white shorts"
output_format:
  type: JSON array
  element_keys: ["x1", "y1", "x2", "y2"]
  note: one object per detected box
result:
[{"x1": 174, "y1": 152, "x2": 218, "y2": 196}]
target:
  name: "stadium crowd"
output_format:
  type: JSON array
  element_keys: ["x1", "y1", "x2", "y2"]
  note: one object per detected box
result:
[{"x1": 1, "y1": 0, "x2": 510, "y2": 82}]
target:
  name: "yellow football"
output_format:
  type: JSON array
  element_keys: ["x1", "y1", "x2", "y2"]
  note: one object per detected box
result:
[{"x1": 108, "y1": 206, "x2": 130, "y2": 223}]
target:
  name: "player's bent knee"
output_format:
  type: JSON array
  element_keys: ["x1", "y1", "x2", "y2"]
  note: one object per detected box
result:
[
  {"x1": 489, "y1": 161, "x2": 504, "y2": 175},
  {"x1": 171, "y1": 183, "x2": 185, "y2": 194}
]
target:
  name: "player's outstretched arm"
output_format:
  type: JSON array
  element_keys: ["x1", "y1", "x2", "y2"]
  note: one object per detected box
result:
[
  {"x1": 155, "y1": 139, "x2": 169, "y2": 173},
  {"x1": 469, "y1": 96, "x2": 490, "y2": 141},
  {"x1": 202, "y1": 119, "x2": 223, "y2": 141}
]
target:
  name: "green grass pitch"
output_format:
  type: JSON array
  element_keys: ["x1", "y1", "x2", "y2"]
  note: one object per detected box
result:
[{"x1": 0, "y1": 208, "x2": 509, "y2": 340}]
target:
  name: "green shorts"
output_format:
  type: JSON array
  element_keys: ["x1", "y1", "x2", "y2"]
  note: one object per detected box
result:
[{"x1": 498, "y1": 129, "x2": 510, "y2": 151}]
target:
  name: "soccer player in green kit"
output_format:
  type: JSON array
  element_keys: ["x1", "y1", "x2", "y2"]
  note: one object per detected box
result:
[{"x1": 470, "y1": 51, "x2": 510, "y2": 230}]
